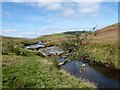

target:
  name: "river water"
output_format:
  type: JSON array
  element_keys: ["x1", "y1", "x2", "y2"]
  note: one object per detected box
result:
[{"x1": 57, "y1": 58, "x2": 120, "y2": 89}]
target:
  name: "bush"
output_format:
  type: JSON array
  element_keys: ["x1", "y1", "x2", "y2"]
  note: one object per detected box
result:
[
  {"x1": 12, "y1": 47, "x2": 20, "y2": 55},
  {"x1": 5, "y1": 46, "x2": 36, "y2": 57},
  {"x1": 2, "y1": 39, "x2": 37, "y2": 56},
  {"x1": 15, "y1": 48, "x2": 36, "y2": 56},
  {"x1": 60, "y1": 32, "x2": 91, "y2": 61},
  {"x1": 61, "y1": 39, "x2": 77, "y2": 53},
  {"x1": 2, "y1": 48, "x2": 11, "y2": 55},
  {"x1": 2, "y1": 44, "x2": 14, "y2": 55}
]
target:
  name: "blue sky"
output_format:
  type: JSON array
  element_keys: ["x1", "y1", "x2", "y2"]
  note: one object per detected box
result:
[{"x1": 2, "y1": 1, "x2": 118, "y2": 38}]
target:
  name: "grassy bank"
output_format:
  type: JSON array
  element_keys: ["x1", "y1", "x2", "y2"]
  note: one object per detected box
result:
[
  {"x1": 2, "y1": 54, "x2": 96, "y2": 88},
  {"x1": 84, "y1": 42, "x2": 119, "y2": 69}
]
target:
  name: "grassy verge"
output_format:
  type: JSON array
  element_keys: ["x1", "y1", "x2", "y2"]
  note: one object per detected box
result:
[
  {"x1": 85, "y1": 42, "x2": 119, "y2": 69},
  {"x1": 2, "y1": 54, "x2": 96, "y2": 88}
]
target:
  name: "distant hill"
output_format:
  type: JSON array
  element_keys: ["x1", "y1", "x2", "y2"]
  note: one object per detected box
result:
[{"x1": 63, "y1": 31, "x2": 88, "y2": 35}]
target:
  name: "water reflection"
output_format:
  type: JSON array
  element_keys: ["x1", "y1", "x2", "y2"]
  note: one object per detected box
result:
[{"x1": 57, "y1": 58, "x2": 120, "y2": 88}]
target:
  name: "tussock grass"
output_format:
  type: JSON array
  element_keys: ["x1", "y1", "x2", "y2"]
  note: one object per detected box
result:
[
  {"x1": 85, "y1": 42, "x2": 119, "y2": 69},
  {"x1": 2, "y1": 55, "x2": 96, "y2": 88}
]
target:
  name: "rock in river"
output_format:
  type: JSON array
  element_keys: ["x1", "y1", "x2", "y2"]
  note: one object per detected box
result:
[{"x1": 38, "y1": 46, "x2": 64, "y2": 56}]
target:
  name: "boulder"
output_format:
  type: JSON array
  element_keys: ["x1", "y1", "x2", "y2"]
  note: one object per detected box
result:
[
  {"x1": 25, "y1": 42, "x2": 45, "y2": 50},
  {"x1": 39, "y1": 46, "x2": 64, "y2": 56}
]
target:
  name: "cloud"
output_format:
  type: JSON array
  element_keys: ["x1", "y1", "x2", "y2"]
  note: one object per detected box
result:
[
  {"x1": 31, "y1": 2, "x2": 63, "y2": 10},
  {"x1": 2, "y1": 28, "x2": 48, "y2": 37},
  {"x1": 2, "y1": 28, "x2": 38, "y2": 38},
  {"x1": 77, "y1": 2, "x2": 101, "y2": 14},
  {"x1": 63, "y1": 8, "x2": 75, "y2": 16},
  {"x1": 2, "y1": 29, "x2": 18, "y2": 33},
  {"x1": 25, "y1": 2, "x2": 102, "y2": 17},
  {"x1": 2, "y1": 0, "x2": 103, "y2": 17},
  {"x1": 2, "y1": 0, "x2": 119, "y2": 2}
]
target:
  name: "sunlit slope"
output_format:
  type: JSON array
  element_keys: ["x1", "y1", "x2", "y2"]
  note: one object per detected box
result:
[{"x1": 91, "y1": 23, "x2": 119, "y2": 43}]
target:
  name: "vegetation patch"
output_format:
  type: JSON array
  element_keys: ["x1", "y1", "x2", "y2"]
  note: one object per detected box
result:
[
  {"x1": 2, "y1": 55, "x2": 96, "y2": 88},
  {"x1": 85, "y1": 43, "x2": 119, "y2": 69}
]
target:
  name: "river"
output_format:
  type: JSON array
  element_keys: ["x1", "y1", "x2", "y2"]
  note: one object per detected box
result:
[{"x1": 57, "y1": 58, "x2": 120, "y2": 89}]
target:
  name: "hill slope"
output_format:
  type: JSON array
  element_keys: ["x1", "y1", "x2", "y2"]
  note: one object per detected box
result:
[
  {"x1": 36, "y1": 23, "x2": 119, "y2": 44},
  {"x1": 91, "y1": 23, "x2": 119, "y2": 43}
]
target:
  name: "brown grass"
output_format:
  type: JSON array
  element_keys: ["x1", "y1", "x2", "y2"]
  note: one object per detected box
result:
[{"x1": 90, "y1": 23, "x2": 119, "y2": 43}]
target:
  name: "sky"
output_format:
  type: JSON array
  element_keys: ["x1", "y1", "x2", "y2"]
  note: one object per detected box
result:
[{"x1": 1, "y1": 1, "x2": 119, "y2": 38}]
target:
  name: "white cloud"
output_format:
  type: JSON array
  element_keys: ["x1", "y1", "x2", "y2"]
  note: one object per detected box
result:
[
  {"x1": 25, "y1": 2, "x2": 102, "y2": 17},
  {"x1": 35, "y1": 2, "x2": 63, "y2": 10},
  {"x1": 0, "y1": 30, "x2": 2, "y2": 35},
  {"x1": 77, "y1": 2, "x2": 101, "y2": 14},
  {"x1": 2, "y1": 29, "x2": 18, "y2": 33},
  {"x1": 2, "y1": 0, "x2": 119, "y2": 2},
  {"x1": 2, "y1": 28, "x2": 39, "y2": 37},
  {"x1": 63, "y1": 8, "x2": 75, "y2": 16},
  {"x1": 19, "y1": 32, "x2": 35, "y2": 35},
  {"x1": 2, "y1": 0, "x2": 104, "y2": 17},
  {"x1": 2, "y1": 28, "x2": 49, "y2": 37},
  {"x1": 46, "y1": 3, "x2": 62, "y2": 10}
]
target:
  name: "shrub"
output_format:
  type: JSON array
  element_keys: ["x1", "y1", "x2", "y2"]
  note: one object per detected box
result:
[
  {"x1": 12, "y1": 47, "x2": 20, "y2": 55},
  {"x1": 17, "y1": 49, "x2": 36, "y2": 56},
  {"x1": 61, "y1": 39, "x2": 77, "y2": 53},
  {"x1": 2, "y1": 47, "x2": 11, "y2": 55},
  {"x1": 60, "y1": 32, "x2": 91, "y2": 61},
  {"x1": 2, "y1": 39, "x2": 37, "y2": 56},
  {"x1": 12, "y1": 47, "x2": 36, "y2": 56},
  {"x1": 2, "y1": 43, "x2": 14, "y2": 55}
]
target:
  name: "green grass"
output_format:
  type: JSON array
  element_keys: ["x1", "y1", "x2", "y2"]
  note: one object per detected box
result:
[
  {"x1": 2, "y1": 55, "x2": 96, "y2": 88},
  {"x1": 85, "y1": 42, "x2": 119, "y2": 69}
]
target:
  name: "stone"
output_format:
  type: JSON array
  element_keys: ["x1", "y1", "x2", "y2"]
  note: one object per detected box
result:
[
  {"x1": 25, "y1": 42, "x2": 45, "y2": 50},
  {"x1": 39, "y1": 46, "x2": 64, "y2": 56}
]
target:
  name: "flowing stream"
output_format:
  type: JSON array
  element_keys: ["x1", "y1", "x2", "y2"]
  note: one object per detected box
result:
[{"x1": 57, "y1": 58, "x2": 120, "y2": 89}]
